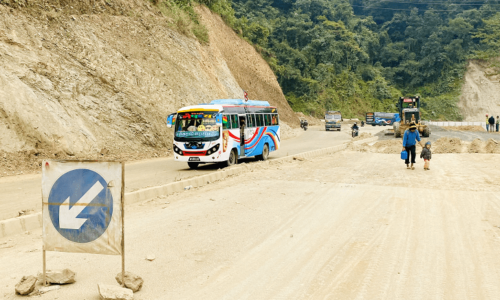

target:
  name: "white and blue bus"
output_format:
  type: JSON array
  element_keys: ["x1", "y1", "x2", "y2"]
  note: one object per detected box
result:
[{"x1": 166, "y1": 99, "x2": 280, "y2": 169}]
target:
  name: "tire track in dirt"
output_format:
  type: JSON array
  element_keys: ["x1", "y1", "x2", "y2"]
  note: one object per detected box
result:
[
  {"x1": 193, "y1": 184, "x2": 389, "y2": 300},
  {"x1": 304, "y1": 189, "x2": 397, "y2": 299}
]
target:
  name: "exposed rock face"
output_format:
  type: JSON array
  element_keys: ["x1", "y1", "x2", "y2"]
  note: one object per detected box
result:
[
  {"x1": 98, "y1": 284, "x2": 133, "y2": 300},
  {"x1": 115, "y1": 272, "x2": 143, "y2": 292},
  {"x1": 0, "y1": 2, "x2": 296, "y2": 158},
  {"x1": 15, "y1": 276, "x2": 37, "y2": 295},
  {"x1": 459, "y1": 60, "x2": 500, "y2": 121}
]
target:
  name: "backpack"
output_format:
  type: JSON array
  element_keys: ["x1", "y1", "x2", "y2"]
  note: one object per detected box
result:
[{"x1": 489, "y1": 116, "x2": 495, "y2": 124}]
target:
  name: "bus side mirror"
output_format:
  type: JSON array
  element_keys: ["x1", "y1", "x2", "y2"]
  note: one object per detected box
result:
[
  {"x1": 216, "y1": 114, "x2": 222, "y2": 126},
  {"x1": 166, "y1": 113, "x2": 176, "y2": 128}
]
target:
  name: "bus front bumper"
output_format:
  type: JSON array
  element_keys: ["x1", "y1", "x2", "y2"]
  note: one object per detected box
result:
[{"x1": 174, "y1": 152, "x2": 223, "y2": 163}]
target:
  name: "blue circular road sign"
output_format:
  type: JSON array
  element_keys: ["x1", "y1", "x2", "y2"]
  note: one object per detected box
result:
[{"x1": 48, "y1": 169, "x2": 113, "y2": 243}]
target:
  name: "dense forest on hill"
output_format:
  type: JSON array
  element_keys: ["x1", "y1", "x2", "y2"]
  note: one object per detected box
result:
[
  {"x1": 228, "y1": 0, "x2": 500, "y2": 120},
  {"x1": 155, "y1": 0, "x2": 499, "y2": 120}
]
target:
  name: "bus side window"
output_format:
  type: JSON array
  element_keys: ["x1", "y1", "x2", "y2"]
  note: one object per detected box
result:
[
  {"x1": 276, "y1": 114, "x2": 280, "y2": 125},
  {"x1": 256, "y1": 114, "x2": 263, "y2": 127},
  {"x1": 223, "y1": 115, "x2": 229, "y2": 130},
  {"x1": 231, "y1": 114, "x2": 239, "y2": 129},
  {"x1": 271, "y1": 114, "x2": 278, "y2": 125},
  {"x1": 247, "y1": 114, "x2": 254, "y2": 127},
  {"x1": 265, "y1": 114, "x2": 271, "y2": 126}
]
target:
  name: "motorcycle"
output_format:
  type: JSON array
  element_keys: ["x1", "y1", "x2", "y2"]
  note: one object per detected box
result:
[
  {"x1": 351, "y1": 128, "x2": 359, "y2": 138},
  {"x1": 300, "y1": 120, "x2": 308, "y2": 131}
]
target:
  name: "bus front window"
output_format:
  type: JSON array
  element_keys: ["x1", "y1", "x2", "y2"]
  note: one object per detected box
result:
[{"x1": 175, "y1": 112, "x2": 220, "y2": 141}]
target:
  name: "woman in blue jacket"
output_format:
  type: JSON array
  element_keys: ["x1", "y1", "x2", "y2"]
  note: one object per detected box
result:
[{"x1": 402, "y1": 123, "x2": 425, "y2": 170}]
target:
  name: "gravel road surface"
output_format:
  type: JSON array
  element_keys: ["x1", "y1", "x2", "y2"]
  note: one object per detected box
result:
[{"x1": 1, "y1": 148, "x2": 500, "y2": 299}]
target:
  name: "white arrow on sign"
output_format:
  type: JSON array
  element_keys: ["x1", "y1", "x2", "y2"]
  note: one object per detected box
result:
[{"x1": 59, "y1": 181, "x2": 105, "y2": 230}]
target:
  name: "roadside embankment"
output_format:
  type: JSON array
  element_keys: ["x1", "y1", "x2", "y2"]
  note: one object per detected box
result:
[{"x1": 0, "y1": 136, "x2": 378, "y2": 239}]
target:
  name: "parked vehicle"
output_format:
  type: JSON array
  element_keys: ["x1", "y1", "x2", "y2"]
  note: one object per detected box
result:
[{"x1": 365, "y1": 112, "x2": 400, "y2": 126}]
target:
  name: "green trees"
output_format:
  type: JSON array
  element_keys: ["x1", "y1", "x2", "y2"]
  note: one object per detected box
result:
[
  {"x1": 230, "y1": 0, "x2": 396, "y2": 117},
  {"x1": 156, "y1": 0, "x2": 499, "y2": 119},
  {"x1": 228, "y1": 0, "x2": 500, "y2": 120},
  {"x1": 474, "y1": 12, "x2": 500, "y2": 72}
]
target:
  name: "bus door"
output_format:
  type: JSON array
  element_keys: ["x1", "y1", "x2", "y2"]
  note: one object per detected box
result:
[{"x1": 238, "y1": 114, "x2": 247, "y2": 156}]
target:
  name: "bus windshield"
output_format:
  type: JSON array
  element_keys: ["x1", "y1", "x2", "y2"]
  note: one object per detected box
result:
[{"x1": 175, "y1": 112, "x2": 220, "y2": 141}]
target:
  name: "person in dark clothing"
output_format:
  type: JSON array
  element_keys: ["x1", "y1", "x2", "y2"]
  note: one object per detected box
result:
[
  {"x1": 420, "y1": 141, "x2": 432, "y2": 171},
  {"x1": 488, "y1": 115, "x2": 495, "y2": 132},
  {"x1": 402, "y1": 122, "x2": 424, "y2": 170},
  {"x1": 240, "y1": 119, "x2": 246, "y2": 155},
  {"x1": 496, "y1": 116, "x2": 499, "y2": 132}
]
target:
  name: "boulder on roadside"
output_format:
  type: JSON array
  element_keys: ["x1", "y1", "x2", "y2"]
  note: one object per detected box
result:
[
  {"x1": 15, "y1": 276, "x2": 37, "y2": 295},
  {"x1": 39, "y1": 285, "x2": 61, "y2": 294},
  {"x1": 38, "y1": 269, "x2": 76, "y2": 284},
  {"x1": 115, "y1": 272, "x2": 144, "y2": 292},
  {"x1": 98, "y1": 284, "x2": 133, "y2": 300}
]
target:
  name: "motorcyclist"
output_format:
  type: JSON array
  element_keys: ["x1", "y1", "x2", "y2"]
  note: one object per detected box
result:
[
  {"x1": 351, "y1": 122, "x2": 359, "y2": 137},
  {"x1": 361, "y1": 120, "x2": 365, "y2": 127}
]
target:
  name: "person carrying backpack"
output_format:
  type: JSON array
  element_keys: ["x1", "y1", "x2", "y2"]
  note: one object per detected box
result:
[{"x1": 488, "y1": 115, "x2": 495, "y2": 132}]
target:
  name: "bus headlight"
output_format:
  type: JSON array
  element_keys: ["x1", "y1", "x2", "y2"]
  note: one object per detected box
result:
[
  {"x1": 207, "y1": 144, "x2": 220, "y2": 155},
  {"x1": 173, "y1": 145, "x2": 183, "y2": 156}
]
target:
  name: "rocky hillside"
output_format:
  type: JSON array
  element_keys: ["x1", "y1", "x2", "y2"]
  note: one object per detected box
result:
[
  {"x1": 0, "y1": 0, "x2": 296, "y2": 163},
  {"x1": 459, "y1": 60, "x2": 500, "y2": 122}
]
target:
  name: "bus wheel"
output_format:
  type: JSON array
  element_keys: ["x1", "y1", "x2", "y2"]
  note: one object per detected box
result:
[
  {"x1": 257, "y1": 144, "x2": 269, "y2": 161},
  {"x1": 225, "y1": 149, "x2": 237, "y2": 167},
  {"x1": 188, "y1": 162, "x2": 199, "y2": 169}
]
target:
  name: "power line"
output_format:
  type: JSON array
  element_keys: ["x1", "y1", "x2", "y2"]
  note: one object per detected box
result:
[
  {"x1": 350, "y1": 4, "x2": 500, "y2": 11},
  {"x1": 374, "y1": 0, "x2": 500, "y2": 5},
  {"x1": 375, "y1": 0, "x2": 500, "y2": 4}
]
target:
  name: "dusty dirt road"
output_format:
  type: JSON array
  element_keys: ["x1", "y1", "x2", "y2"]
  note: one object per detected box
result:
[
  {"x1": 0, "y1": 125, "x2": 380, "y2": 220},
  {"x1": 377, "y1": 125, "x2": 500, "y2": 143},
  {"x1": 1, "y1": 147, "x2": 500, "y2": 299}
]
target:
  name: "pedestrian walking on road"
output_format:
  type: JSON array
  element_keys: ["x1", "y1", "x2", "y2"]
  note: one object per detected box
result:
[
  {"x1": 496, "y1": 116, "x2": 499, "y2": 132},
  {"x1": 486, "y1": 114, "x2": 490, "y2": 132},
  {"x1": 402, "y1": 122, "x2": 425, "y2": 170},
  {"x1": 420, "y1": 141, "x2": 432, "y2": 171},
  {"x1": 488, "y1": 115, "x2": 495, "y2": 132}
]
